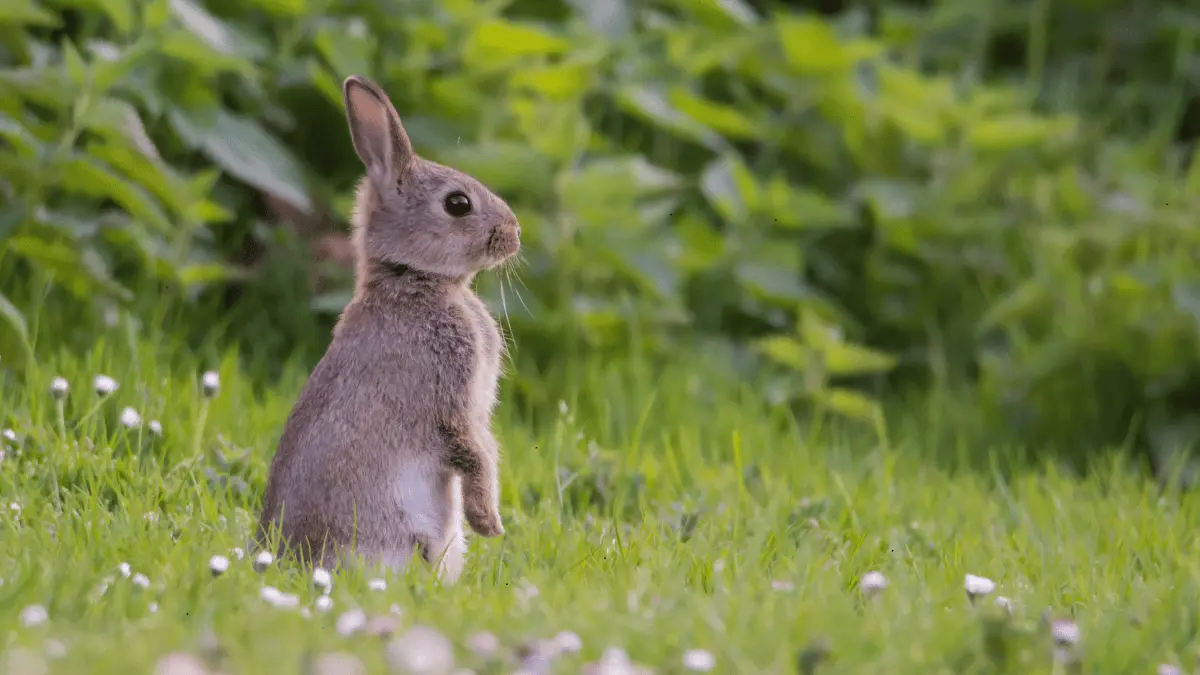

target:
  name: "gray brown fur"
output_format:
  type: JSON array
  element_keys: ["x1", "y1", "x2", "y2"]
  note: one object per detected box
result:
[{"x1": 256, "y1": 75, "x2": 519, "y2": 581}]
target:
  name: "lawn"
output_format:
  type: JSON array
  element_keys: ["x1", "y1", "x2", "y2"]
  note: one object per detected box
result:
[{"x1": 1, "y1": 331, "x2": 1197, "y2": 674}]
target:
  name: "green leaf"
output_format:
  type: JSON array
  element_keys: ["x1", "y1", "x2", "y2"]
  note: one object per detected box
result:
[
  {"x1": 169, "y1": 108, "x2": 312, "y2": 214},
  {"x1": 168, "y1": 0, "x2": 268, "y2": 61},
  {"x1": 62, "y1": 38, "x2": 89, "y2": 88},
  {"x1": 669, "y1": 0, "x2": 758, "y2": 28},
  {"x1": 0, "y1": 291, "x2": 33, "y2": 364},
  {"x1": 977, "y1": 279, "x2": 1049, "y2": 333},
  {"x1": 616, "y1": 86, "x2": 726, "y2": 152},
  {"x1": 764, "y1": 176, "x2": 857, "y2": 230},
  {"x1": 46, "y1": 0, "x2": 135, "y2": 33},
  {"x1": 243, "y1": 0, "x2": 305, "y2": 15},
  {"x1": 463, "y1": 19, "x2": 571, "y2": 68},
  {"x1": 813, "y1": 387, "x2": 882, "y2": 425},
  {"x1": 700, "y1": 155, "x2": 757, "y2": 222},
  {"x1": 776, "y1": 16, "x2": 850, "y2": 74},
  {"x1": 565, "y1": 0, "x2": 631, "y2": 38},
  {"x1": 313, "y1": 19, "x2": 375, "y2": 80},
  {"x1": 0, "y1": 112, "x2": 42, "y2": 157},
  {"x1": 757, "y1": 334, "x2": 810, "y2": 370},
  {"x1": 819, "y1": 341, "x2": 897, "y2": 376},
  {"x1": 435, "y1": 142, "x2": 555, "y2": 202},
  {"x1": 58, "y1": 155, "x2": 173, "y2": 230},
  {"x1": 668, "y1": 88, "x2": 760, "y2": 139},
  {"x1": 967, "y1": 115, "x2": 1076, "y2": 152},
  {"x1": 0, "y1": 0, "x2": 57, "y2": 25}
]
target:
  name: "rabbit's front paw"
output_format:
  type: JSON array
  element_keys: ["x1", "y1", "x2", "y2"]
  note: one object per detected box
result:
[{"x1": 465, "y1": 503, "x2": 504, "y2": 538}]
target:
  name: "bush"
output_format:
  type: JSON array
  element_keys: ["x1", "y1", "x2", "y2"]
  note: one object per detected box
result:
[{"x1": 2, "y1": 0, "x2": 1200, "y2": 460}]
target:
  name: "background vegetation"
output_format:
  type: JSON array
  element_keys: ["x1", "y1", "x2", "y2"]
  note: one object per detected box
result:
[{"x1": 3, "y1": 2, "x2": 1200, "y2": 467}]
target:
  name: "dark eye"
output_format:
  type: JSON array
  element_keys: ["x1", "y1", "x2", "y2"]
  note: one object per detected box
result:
[{"x1": 443, "y1": 191, "x2": 472, "y2": 217}]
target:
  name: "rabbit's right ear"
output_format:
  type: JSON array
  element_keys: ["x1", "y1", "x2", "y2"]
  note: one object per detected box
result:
[{"x1": 343, "y1": 75, "x2": 415, "y2": 191}]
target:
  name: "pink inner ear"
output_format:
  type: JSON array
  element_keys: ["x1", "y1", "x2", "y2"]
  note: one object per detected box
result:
[{"x1": 348, "y1": 87, "x2": 392, "y2": 162}]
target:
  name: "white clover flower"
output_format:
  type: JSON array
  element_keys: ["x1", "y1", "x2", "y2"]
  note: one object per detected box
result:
[
  {"x1": 368, "y1": 578, "x2": 387, "y2": 592},
  {"x1": 9, "y1": 501, "x2": 21, "y2": 513},
  {"x1": 336, "y1": 608, "x2": 367, "y2": 637},
  {"x1": 965, "y1": 574, "x2": 996, "y2": 600},
  {"x1": 260, "y1": 586, "x2": 299, "y2": 609},
  {"x1": 93, "y1": 375, "x2": 118, "y2": 396},
  {"x1": 148, "y1": 602, "x2": 158, "y2": 613},
  {"x1": 466, "y1": 631, "x2": 500, "y2": 658},
  {"x1": 118, "y1": 562, "x2": 132, "y2": 578},
  {"x1": 315, "y1": 595, "x2": 334, "y2": 612},
  {"x1": 558, "y1": 400, "x2": 568, "y2": 415},
  {"x1": 1051, "y1": 619, "x2": 1081, "y2": 646},
  {"x1": 994, "y1": 596, "x2": 1015, "y2": 614},
  {"x1": 682, "y1": 649, "x2": 716, "y2": 672},
  {"x1": 44, "y1": 638, "x2": 67, "y2": 659},
  {"x1": 2, "y1": 428, "x2": 16, "y2": 443},
  {"x1": 209, "y1": 555, "x2": 229, "y2": 577},
  {"x1": 149, "y1": 420, "x2": 163, "y2": 436},
  {"x1": 119, "y1": 407, "x2": 142, "y2": 429},
  {"x1": 553, "y1": 630, "x2": 582, "y2": 654},
  {"x1": 260, "y1": 586, "x2": 283, "y2": 604},
  {"x1": 312, "y1": 567, "x2": 332, "y2": 592},
  {"x1": 201, "y1": 371, "x2": 220, "y2": 398},
  {"x1": 231, "y1": 547, "x2": 244, "y2": 560},
  {"x1": 771, "y1": 579, "x2": 795, "y2": 592},
  {"x1": 50, "y1": 377, "x2": 69, "y2": 400},
  {"x1": 19, "y1": 604, "x2": 48, "y2": 627},
  {"x1": 860, "y1": 571, "x2": 888, "y2": 595},
  {"x1": 385, "y1": 625, "x2": 454, "y2": 675},
  {"x1": 253, "y1": 551, "x2": 273, "y2": 572},
  {"x1": 132, "y1": 573, "x2": 151, "y2": 589},
  {"x1": 1158, "y1": 664, "x2": 1184, "y2": 675}
]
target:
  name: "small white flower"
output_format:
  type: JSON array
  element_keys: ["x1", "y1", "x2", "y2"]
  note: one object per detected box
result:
[
  {"x1": 260, "y1": 586, "x2": 300, "y2": 609},
  {"x1": 554, "y1": 631, "x2": 582, "y2": 654},
  {"x1": 9, "y1": 501, "x2": 22, "y2": 513},
  {"x1": 385, "y1": 625, "x2": 454, "y2": 675},
  {"x1": 368, "y1": 578, "x2": 387, "y2": 592},
  {"x1": 119, "y1": 407, "x2": 142, "y2": 429},
  {"x1": 231, "y1": 547, "x2": 245, "y2": 560},
  {"x1": 201, "y1": 371, "x2": 220, "y2": 397},
  {"x1": 44, "y1": 638, "x2": 67, "y2": 659},
  {"x1": 1158, "y1": 664, "x2": 1184, "y2": 675},
  {"x1": 964, "y1": 574, "x2": 996, "y2": 599},
  {"x1": 312, "y1": 567, "x2": 332, "y2": 592},
  {"x1": 132, "y1": 573, "x2": 151, "y2": 589},
  {"x1": 2, "y1": 428, "x2": 16, "y2": 443},
  {"x1": 93, "y1": 375, "x2": 118, "y2": 396},
  {"x1": 209, "y1": 555, "x2": 229, "y2": 576},
  {"x1": 315, "y1": 595, "x2": 334, "y2": 612},
  {"x1": 336, "y1": 608, "x2": 367, "y2": 636},
  {"x1": 148, "y1": 420, "x2": 163, "y2": 436},
  {"x1": 19, "y1": 604, "x2": 48, "y2": 627},
  {"x1": 118, "y1": 562, "x2": 132, "y2": 578},
  {"x1": 1051, "y1": 619, "x2": 1081, "y2": 646},
  {"x1": 558, "y1": 400, "x2": 568, "y2": 415},
  {"x1": 389, "y1": 603, "x2": 403, "y2": 616},
  {"x1": 682, "y1": 649, "x2": 716, "y2": 672},
  {"x1": 50, "y1": 377, "x2": 69, "y2": 399},
  {"x1": 143, "y1": 512, "x2": 159, "y2": 523},
  {"x1": 148, "y1": 602, "x2": 158, "y2": 613},
  {"x1": 347, "y1": 17, "x2": 367, "y2": 38},
  {"x1": 466, "y1": 631, "x2": 500, "y2": 657},
  {"x1": 260, "y1": 586, "x2": 283, "y2": 603},
  {"x1": 253, "y1": 551, "x2": 273, "y2": 572},
  {"x1": 860, "y1": 571, "x2": 888, "y2": 595},
  {"x1": 994, "y1": 596, "x2": 1015, "y2": 614},
  {"x1": 771, "y1": 579, "x2": 795, "y2": 592}
]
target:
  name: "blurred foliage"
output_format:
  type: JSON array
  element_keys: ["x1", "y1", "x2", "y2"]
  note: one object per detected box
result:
[{"x1": 2, "y1": 0, "x2": 1200, "y2": 461}]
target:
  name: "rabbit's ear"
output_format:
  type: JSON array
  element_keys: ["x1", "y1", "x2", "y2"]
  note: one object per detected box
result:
[{"x1": 343, "y1": 75, "x2": 414, "y2": 190}]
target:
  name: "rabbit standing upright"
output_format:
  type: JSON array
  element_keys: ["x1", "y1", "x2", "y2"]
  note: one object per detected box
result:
[{"x1": 256, "y1": 75, "x2": 520, "y2": 583}]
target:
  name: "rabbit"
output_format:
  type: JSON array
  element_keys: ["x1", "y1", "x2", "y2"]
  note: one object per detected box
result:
[{"x1": 255, "y1": 74, "x2": 521, "y2": 584}]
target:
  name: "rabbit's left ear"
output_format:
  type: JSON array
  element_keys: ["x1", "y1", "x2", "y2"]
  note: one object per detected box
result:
[{"x1": 343, "y1": 75, "x2": 415, "y2": 190}]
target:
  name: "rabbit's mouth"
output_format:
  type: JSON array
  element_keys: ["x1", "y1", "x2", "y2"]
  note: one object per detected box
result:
[{"x1": 486, "y1": 222, "x2": 521, "y2": 263}]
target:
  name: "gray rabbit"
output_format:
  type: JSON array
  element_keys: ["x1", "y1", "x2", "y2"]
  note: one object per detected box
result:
[{"x1": 256, "y1": 75, "x2": 520, "y2": 583}]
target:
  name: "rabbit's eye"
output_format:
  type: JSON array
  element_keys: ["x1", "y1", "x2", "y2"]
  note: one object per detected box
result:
[{"x1": 443, "y1": 192, "x2": 472, "y2": 217}]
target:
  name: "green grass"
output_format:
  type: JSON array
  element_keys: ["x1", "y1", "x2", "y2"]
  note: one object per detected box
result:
[{"x1": 1, "y1": 325, "x2": 1198, "y2": 674}]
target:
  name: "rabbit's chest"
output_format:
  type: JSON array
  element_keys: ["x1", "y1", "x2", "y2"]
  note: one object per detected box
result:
[{"x1": 459, "y1": 295, "x2": 503, "y2": 416}]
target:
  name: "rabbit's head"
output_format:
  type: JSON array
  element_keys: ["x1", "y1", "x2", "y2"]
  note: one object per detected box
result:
[{"x1": 342, "y1": 75, "x2": 521, "y2": 279}]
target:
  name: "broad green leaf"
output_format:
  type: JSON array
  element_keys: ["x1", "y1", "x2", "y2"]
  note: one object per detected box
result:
[
  {"x1": 615, "y1": 86, "x2": 726, "y2": 152},
  {"x1": 435, "y1": 142, "x2": 555, "y2": 201},
  {"x1": 977, "y1": 279, "x2": 1049, "y2": 332},
  {"x1": 777, "y1": 16, "x2": 850, "y2": 74},
  {"x1": 0, "y1": 291, "x2": 32, "y2": 364},
  {"x1": 168, "y1": 0, "x2": 268, "y2": 61},
  {"x1": 0, "y1": 67, "x2": 69, "y2": 108},
  {"x1": 169, "y1": 108, "x2": 312, "y2": 214},
  {"x1": 764, "y1": 176, "x2": 857, "y2": 230},
  {"x1": 700, "y1": 155, "x2": 757, "y2": 222},
  {"x1": 58, "y1": 155, "x2": 173, "y2": 230},
  {"x1": 62, "y1": 38, "x2": 89, "y2": 88},
  {"x1": 243, "y1": 0, "x2": 305, "y2": 15},
  {"x1": 511, "y1": 62, "x2": 594, "y2": 100},
  {"x1": 178, "y1": 262, "x2": 247, "y2": 287},
  {"x1": 813, "y1": 387, "x2": 882, "y2": 425},
  {"x1": 0, "y1": 112, "x2": 42, "y2": 156},
  {"x1": 668, "y1": 88, "x2": 759, "y2": 139},
  {"x1": 736, "y1": 263, "x2": 809, "y2": 302},
  {"x1": 0, "y1": 0, "x2": 57, "y2": 25},
  {"x1": 757, "y1": 334, "x2": 810, "y2": 370},
  {"x1": 820, "y1": 341, "x2": 897, "y2": 376},
  {"x1": 463, "y1": 19, "x2": 570, "y2": 67},
  {"x1": 669, "y1": 0, "x2": 758, "y2": 28},
  {"x1": 967, "y1": 114, "x2": 1076, "y2": 151},
  {"x1": 313, "y1": 19, "x2": 375, "y2": 80},
  {"x1": 45, "y1": 0, "x2": 135, "y2": 33}
]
